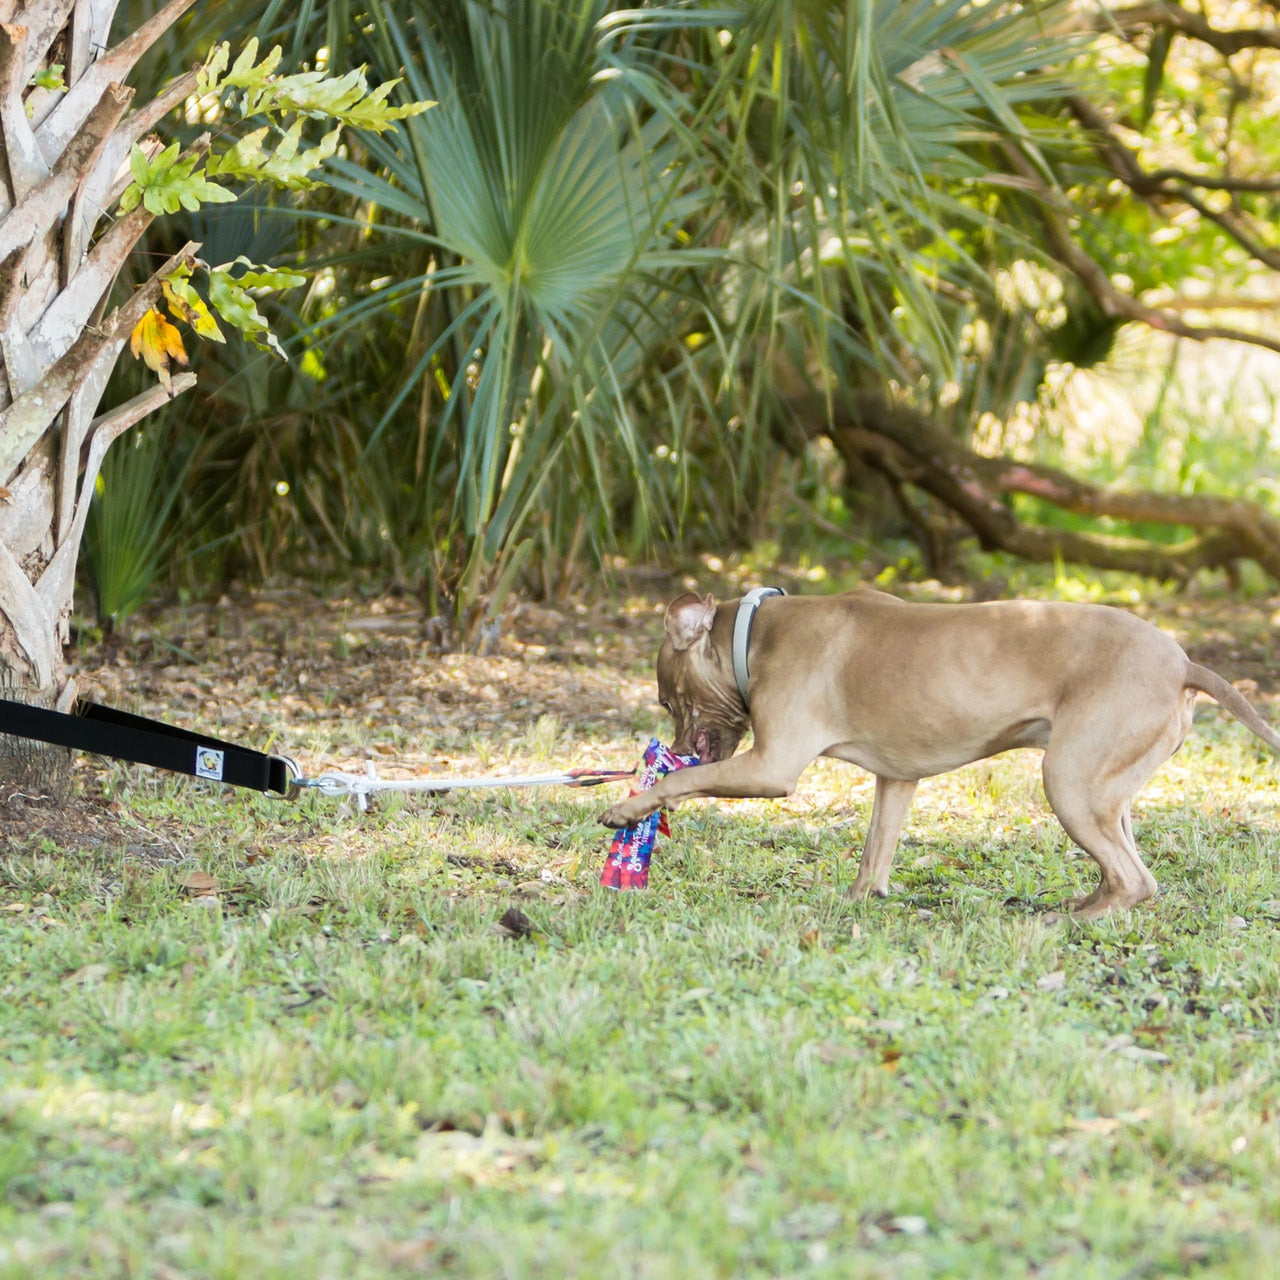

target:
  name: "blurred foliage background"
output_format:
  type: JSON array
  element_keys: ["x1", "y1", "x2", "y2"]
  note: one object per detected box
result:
[{"x1": 90, "y1": 1, "x2": 1280, "y2": 643}]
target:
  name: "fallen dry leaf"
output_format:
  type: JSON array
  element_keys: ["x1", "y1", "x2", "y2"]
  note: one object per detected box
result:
[
  {"x1": 1069, "y1": 1115, "x2": 1121, "y2": 1135},
  {"x1": 494, "y1": 906, "x2": 536, "y2": 938},
  {"x1": 1115, "y1": 1044, "x2": 1171, "y2": 1064},
  {"x1": 65, "y1": 962, "x2": 111, "y2": 985},
  {"x1": 179, "y1": 870, "x2": 219, "y2": 895}
]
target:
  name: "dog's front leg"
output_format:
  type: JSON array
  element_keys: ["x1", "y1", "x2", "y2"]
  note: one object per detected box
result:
[
  {"x1": 599, "y1": 747, "x2": 808, "y2": 828},
  {"x1": 847, "y1": 776, "x2": 918, "y2": 900}
]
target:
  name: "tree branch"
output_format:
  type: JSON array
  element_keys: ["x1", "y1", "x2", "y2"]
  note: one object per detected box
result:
[
  {"x1": 35, "y1": 0, "x2": 196, "y2": 157},
  {"x1": 85, "y1": 372, "x2": 198, "y2": 446},
  {"x1": 0, "y1": 240, "x2": 197, "y2": 487},
  {"x1": 1066, "y1": 94, "x2": 1280, "y2": 276},
  {"x1": 0, "y1": 79, "x2": 131, "y2": 262},
  {"x1": 1068, "y1": 93, "x2": 1280, "y2": 197},
  {"x1": 11, "y1": 0, "x2": 74, "y2": 84},
  {"x1": 0, "y1": 21, "x2": 45, "y2": 203},
  {"x1": 36, "y1": 370, "x2": 196, "y2": 613},
  {"x1": 784, "y1": 392, "x2": 1280, "y2": 586},
  {"x1": 0, "y1": 540, "x2": 58, "y2": 687},
  {"x1": 999, "y1": 141, "x2": 1280, "y2": 358},
  {"x1": 65, "y1": 0, "x2": 124, "y2": 86},
  {"x1": 1089, "y1": 3, "x2": 1280, "y2": 56},
  {"x1": 31, "y1": 200, "x2": 152, "y2": 364}
]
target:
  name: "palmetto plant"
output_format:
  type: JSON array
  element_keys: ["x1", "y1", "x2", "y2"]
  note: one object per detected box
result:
[
  {"x1": 139, "y1": 0, "x2": 1082, "y2": 640},
  {"x1": 309, "y1": 0, "x2": 725, "y2": 641}
]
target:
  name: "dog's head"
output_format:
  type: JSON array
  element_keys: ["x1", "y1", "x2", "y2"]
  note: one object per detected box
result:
[{"x1": 655, "y1": 592, "x2": 749, "y2": 763}]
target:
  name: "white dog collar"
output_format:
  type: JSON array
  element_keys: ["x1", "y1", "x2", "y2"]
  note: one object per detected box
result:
[{"x1": 732, "y1": 586, "x2": 786, "y2": 708}]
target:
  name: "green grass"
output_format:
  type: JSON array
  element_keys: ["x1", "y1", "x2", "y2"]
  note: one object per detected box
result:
[{"x1": 4, "y1": 599, "x2": 1280, "y2": 1277}]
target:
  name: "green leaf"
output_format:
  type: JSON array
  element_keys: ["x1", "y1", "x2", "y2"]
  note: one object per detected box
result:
[
  {"x1": 204, "y1": 120, "x2": 340, "y2": 190},
  {"x1": 220, "y1": 255, "x2": 306, "y2": 293},
  {"x1": 129, "y1": 140, "x2": 155, "y2": 186},
  {"x1": 227, "y1": 37, "x2": 283, "y2": 87},
  {"x1": 29, "y1": 63, "x2": 65, "y2": 92},
  {"x1": 120, "y1": 141, "x2": 237, "y2": 216},
  {"x1": 204, "y1": 257, "x2": 305, "y2": 359},
  {"x1": 199, "y1": 37, "x2": 432, "y2": 132},
  {"x1": 197, "y1": 41, "x2": 229, "y2": 96},
  {"x1": 204, "y1": 126, "x2": 271, "y2": 178}
]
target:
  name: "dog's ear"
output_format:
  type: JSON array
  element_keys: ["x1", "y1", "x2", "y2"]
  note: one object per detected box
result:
[{"x1": 665, "y1": 592, "x2": 716, "y2": 651}]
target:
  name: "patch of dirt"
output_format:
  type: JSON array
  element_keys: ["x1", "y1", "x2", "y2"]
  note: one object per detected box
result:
[
  {"x1": 1161, "y1": 596, "x2": 1280, "y2": 693},
  {"x1": 0, "y1": 789, "x2": 124, "y2": 855},
  {"x1": 67, "y1": 586, "x2": 675, "y2": 779}
]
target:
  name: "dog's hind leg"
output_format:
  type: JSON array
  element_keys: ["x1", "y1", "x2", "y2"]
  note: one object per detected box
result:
[
  {"x1": 847, "y1": 776, "x2": 918, "y2": 900},
  {"x1": 1047, "y1": 797, "x2": 1155, "y2": 920},
  {"x1": 1040, "y1": 708, "x2": 1187, "y2": 919}
]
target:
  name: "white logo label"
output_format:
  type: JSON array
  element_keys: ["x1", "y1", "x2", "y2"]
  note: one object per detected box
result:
[{"x1": 195, "y1": 747, "x2": 225, "y2": 781}]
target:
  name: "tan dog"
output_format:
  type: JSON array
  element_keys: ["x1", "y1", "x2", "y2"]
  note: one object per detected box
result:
[{"x1": 601, "y1": 587, "x2": 1280, "y2": 919}]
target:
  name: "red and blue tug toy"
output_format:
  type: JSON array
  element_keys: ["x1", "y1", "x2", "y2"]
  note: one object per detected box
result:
[{"x1": 599, "y1": 738, "x2": 699, "y2": 890}]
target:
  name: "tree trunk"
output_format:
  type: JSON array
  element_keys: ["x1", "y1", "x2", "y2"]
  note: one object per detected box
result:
[
  {"x1": 0, "y1": 0, "x2": 198, "y2": 796},
  {"x1": 0, "y1": 683, "x2": 70, "y2": 797}
]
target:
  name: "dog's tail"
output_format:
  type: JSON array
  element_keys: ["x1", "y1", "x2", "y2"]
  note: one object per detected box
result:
[{"x1": 1185, "y1": 663, "x2": 1280, "y2": 753}]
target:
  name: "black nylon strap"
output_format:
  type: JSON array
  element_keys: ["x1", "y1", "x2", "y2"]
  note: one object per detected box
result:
[{"x1": 0, "y1": 698, "x2": 293, "y2": 795}]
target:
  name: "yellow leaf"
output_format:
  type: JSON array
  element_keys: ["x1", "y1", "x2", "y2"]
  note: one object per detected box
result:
[
  {"x1": 129, "y1": 306, "x2": 189, "y2": 392},
  {"x1": 162, "y1": 278, "x2": 224, "y2": 341}
]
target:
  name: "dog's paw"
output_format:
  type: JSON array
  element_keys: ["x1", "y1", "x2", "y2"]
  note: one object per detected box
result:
[
  {"x1": 1040, "y1": 906, "x2": 1087, "y2": 927},
  {"x1": 599, "y1": 803, "x2": 634, "y2": 828},
  {"x1": 844, "y1": 881, "x2": 890, "y2": 902},
  {"x1": 600, "y1": 795, "x2": 658, "y2": 828}
]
